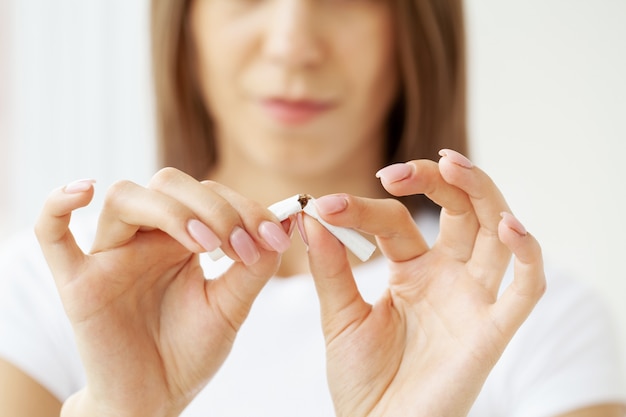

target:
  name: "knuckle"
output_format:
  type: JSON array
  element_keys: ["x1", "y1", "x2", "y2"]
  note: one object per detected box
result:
[
  {"x1": 519, "y1": 272, "x2": 547, "y2": 301},
  {"x1": 33, "y1": 218, "x2": 48, "y2": 241},
  {"x1": 103, "y1": 180, "x2": 137, "y2": 208},
  {"x1": 205, "y1": 198, "x2": 239, "y2": 225},
  {"x1": 239, "y1": 198, "x2": 266, "y2": 216},
  {"x1": 159, "y1": 198, "x2": 186, "y2": 219},
  {"x1": 201, "y1": 180, "x2": 242, "y2": 198},
  {"x1": 200, "y1": 179, "x2": 219, "y2": 189},
  {"x1": 535, "y1": 277, "x2": 547, "y2": 299},
  {"x1": 149, "y1": 167, "x2": 184, "y2": 189},
  {"x1": 386, "y1": 198, "x2": 413, "y2": 222}
]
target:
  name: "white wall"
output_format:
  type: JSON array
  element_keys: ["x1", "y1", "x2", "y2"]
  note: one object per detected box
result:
[
  {"x1": 2, "y1": 0, "x2": 625, "y2": 378},
  {"x1": 0, "y1": 0, "x2": 14, "y2": 239},
  {"x1": 1, "y1": 0, "x2": 156, "y2": 239}
]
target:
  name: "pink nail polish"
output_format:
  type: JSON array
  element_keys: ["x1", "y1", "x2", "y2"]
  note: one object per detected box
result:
[
  {"x1": 438, "y1": 149, "x2": 473, "y2": 169},
  {"x1": 230, "y1": 227, "x2": 261, "y2": 265},
  {"x1": 64, "y1": 179, "x2": 96, "y2": 194},
  {"x1": 375, "y1": 163, "x2": 413, "y2": 184},
  {"x1": 314, "y1": 194, "x2": 348, "y2": 215},
  {"x1": 295, "y1": 212, "x2": 309, "y2": 247},
  {"x1": 187, "y1": 219, "x2": 221, "y2": 252},
  {"x1": 259, "y1": 221, "x2": 291, "y2": 253},
  {"x1": 280, "y1": 217, "x2": 296, "y2": 237},
  {"x1": 500, "y1": 212, "x2": 528, "y2": 236}
]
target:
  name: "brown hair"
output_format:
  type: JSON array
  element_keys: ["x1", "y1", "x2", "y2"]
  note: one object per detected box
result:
[{"x1": 151, "y1": 0, "x2": 467, "y2": 179}]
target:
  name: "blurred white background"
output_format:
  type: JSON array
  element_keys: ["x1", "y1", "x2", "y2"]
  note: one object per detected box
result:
[{"x1": 1, "y1": 0, "x2": 625, "y2": 378}]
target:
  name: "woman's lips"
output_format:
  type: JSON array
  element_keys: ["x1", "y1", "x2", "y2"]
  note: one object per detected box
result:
[{"x1": 260, "y1": 98, "x2": 333, "y2": 125}]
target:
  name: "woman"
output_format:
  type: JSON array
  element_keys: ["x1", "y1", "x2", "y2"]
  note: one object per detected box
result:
[{"x1": 1, "y1": 0, "x2": 624, "y2": 416}]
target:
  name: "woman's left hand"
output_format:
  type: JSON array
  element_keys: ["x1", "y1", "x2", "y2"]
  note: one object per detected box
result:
[{"x1": 303, "y1": 150, "x2": 545, "y2": 417}]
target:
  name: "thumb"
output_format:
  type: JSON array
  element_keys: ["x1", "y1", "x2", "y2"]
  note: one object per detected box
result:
[
  {"x1": 303, "y1": 215, "x2": 370, "y2": 342},
  {"x1": 207, "y1": 249, "x2": 281, "y2": 331},
  {"x1": 34, "y1": 179, "x2": 95, "y2": 287}
]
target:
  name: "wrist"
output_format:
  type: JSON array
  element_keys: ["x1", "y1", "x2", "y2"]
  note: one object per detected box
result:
[{"x1": 61, "y1": 389, "x2": 183, "y2": 417}]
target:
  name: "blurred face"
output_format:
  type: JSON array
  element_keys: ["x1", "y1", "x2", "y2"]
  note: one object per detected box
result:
[{"x1": 190, "y1": 0, "x2": 398, "y2": 178}]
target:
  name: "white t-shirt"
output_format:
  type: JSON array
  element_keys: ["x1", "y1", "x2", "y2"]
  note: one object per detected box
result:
[{"x1": 1, "y1": 212, "x2": 625, "y2": 417}]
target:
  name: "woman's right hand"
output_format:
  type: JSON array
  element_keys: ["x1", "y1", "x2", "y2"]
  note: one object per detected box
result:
[{"x1": 34, "y1": 168, "x2": 292, "y2": 417}]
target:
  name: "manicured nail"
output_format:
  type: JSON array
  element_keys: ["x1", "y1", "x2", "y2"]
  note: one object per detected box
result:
[
  {"x1": 258, "y1": 221, "x2": 291, "y2": 253},
  {"x1": 230, "y1": 227, "x2": 261, "y2": 265},
  {"x1": 438, "y1": 149, "x2": 473, "y2": 168},
  {"x1": 314, "y1": 194, "x2": 348, "y2": 215},
  {"x1": 285, "y1": 218, "x2": 296, "y2": 237},
  {"x1": 187, "y1": 219, "x2": 221, "y2": 252},
  {"x1": 295, "y1": 212, "x2": 308, "y2": 247},
  {"x1": 64, "y1": 179, "x2": 96, "y2": 194},
  {"x1": 500, "y1": 212, "x2": 528, "y2": 236},
  {"x1": 375, "y1": 163, "x2": 414, "y2": 184}
]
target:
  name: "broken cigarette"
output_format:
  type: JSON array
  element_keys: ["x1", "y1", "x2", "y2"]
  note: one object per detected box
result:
[
  {"x1": 302, "y1": 197, "x2": 376, "y2": 262},
  {"x1": 207, "y1": 194, "x2": 376, "y2": 262},
  {"x1": 268, "y1": 193, "x2": 311, "y2": 221}
]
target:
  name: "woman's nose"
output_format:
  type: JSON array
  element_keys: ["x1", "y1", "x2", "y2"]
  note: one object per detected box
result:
[{"x1": 262, "y1": 0, "x2": 323, "y2": 68}]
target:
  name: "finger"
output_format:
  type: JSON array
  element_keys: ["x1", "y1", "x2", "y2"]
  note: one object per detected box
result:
[
  {"x1": 199, "y1": 181, "x2": 291, "y2": 254},
  {"x1": 34, "y1": 179, "x2": 95, "y2": 285},
  {"x1": 148, "y1": 168, "x2": 290, "y2": 264},
  {"x1": 376, "y1": 160, "x2": 478, "y2": 261},
  {"x1": 438, "y1": 149, "x2": 512, "y2": 289},
  {"x1": 91, "y1": 180, "x2": 215, "y2": 254},
  {"x1": 303, "y1": 214, "x2": 370, "y2": 342},
  {"x1": 438, "y1": 149, "x2": 510, "y2": 233},
  {"x1": 312, "y1": 194, "x2": 427, "y2": 263},
  {"x1": 491, "y1": 213, "x2": 546, "y2": 339}
]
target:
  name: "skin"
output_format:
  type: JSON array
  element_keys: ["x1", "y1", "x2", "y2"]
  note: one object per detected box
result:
[
  {"x1": 190, "y1": 0, "x2": 397, "y2": 196},
  {"x1": 189, "y1": 0, "x2": 398, "y2": 276},
  {"x1": 1, "y1": 0, "x2": 624, "y2": 416},
  {"x1": 24, "y1": 158, "x2": 623, "y2": 417},
  {"x1": 36, "y1": 156, "x2": 536, "y2": 417},
  {"x1": 0, "y1": 359, "x2": 62, "y2": 417}
]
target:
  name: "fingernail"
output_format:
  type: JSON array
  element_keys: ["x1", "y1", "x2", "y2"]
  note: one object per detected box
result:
[
  {"x1": 375, "y1": 163, "x2": 413, "y2": 184},
  {"x1": 438, "y1": 149, "x2": 473, "y2": 169},
  {"x1": 500, "y1": 212, "x2": 528, "y2": 236},
  {"x1": 230, "y1": 227, "x2": 261, "y2": 265},
  {"x1": 187, "y1": 219, "x2": 221, "y2": 252},
  {"x1": 64, "y1": 179, "x2": 96, "y2": 194},
  {"x1": 278, "y1": 218, "x2": 296, "y2": 237},
  {"x1": 295, "y1": 212, "x2": 308, "y2": 247},
  {"x1": 314, "y1": 194, "x2": 348, "y2": 215},
  {"x1": 258, "y1": 221, "x2": 291, "y2": 253}
]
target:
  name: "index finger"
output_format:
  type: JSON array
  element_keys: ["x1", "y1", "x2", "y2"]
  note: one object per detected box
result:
[
  {"x1": 376, "y1": 159, "x2": 479, "y2": 262},
  {"x1": 312, "y1": 194, "x2": 427, "y2": 263}
]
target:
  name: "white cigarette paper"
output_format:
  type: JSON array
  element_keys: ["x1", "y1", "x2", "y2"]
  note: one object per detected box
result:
[
  {"x1": 302, "y1": 198, "x2": 376, "y2": 262},
  {"x1": 267, "y1": 194, "x2": 309, "y2": 221},
  {"x1": 207, "y1": 194, "x2": 376, "y2": 262}
]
